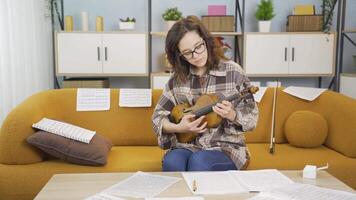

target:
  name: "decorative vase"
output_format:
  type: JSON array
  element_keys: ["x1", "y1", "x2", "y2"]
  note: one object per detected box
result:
[
  {"x1": 166, "y1": 20, "x2": 177, "y2": 31},
  {"x1": 119, "y1": 22, "x2": 135, "y2": 30},
  {"x1": 96, "y1": 16, "x2": 104, "y2": 32},
  {"x1": 258, "y1": 20, "x2": 271, "y2": 32}
]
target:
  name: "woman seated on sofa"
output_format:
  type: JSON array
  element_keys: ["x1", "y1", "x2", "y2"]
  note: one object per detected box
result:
[{"x1": 152, "y1": 16, "x2": 258, "y2": 171}]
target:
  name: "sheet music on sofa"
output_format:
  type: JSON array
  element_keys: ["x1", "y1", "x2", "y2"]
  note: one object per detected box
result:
[
  {"x1": 77, "y1": 88, "x2": 110, "y2": 111},
  {"x1": 247, "y1": 183, "x2": 356, "y2": 200},
  {"x1": 119, "y1": 89, "x2": 152, "y2": 107},
  {"x1": 32, "y1": 118, "x2": 95, "y2": 144}
]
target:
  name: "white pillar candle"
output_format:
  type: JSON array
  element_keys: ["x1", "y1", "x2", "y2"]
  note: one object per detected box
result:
[{"x1": 81, "y1": 11, "x2": 89, "y2": 31}]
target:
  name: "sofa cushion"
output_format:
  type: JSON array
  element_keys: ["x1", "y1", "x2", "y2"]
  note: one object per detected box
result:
[
  {"x1": 284, "y1": 111, "x2": 328, "y2": 148},
  {"x1": 27, "y1": 131, "x2": 112, "y2": 166}
]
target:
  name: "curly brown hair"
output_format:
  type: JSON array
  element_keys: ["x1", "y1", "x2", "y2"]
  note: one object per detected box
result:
[{"x1": 165, "y1": 16, "x2": 226, "y2": 83}]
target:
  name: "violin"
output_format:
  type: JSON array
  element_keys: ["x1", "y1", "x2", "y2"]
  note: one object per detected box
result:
[{"x1": 170, "y1": 86, "x2": 259, "y2": 143}]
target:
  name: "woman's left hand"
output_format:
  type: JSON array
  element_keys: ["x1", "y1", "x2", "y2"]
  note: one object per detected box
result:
[{"x1": 212, "y1": 100, "x2": 236, "y2": 121}]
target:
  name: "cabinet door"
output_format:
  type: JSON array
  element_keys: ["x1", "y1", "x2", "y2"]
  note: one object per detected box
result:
[
  {"x1": 289, "y1": 34, "x2": 334, "y2": 75},
  {"x1": 151, "y1": 74, "x2": 172, "y2": 89},
  {"x1": 102, "y1": 33, "x2": 148, "y2": 75},
  {"x1": 245, "y1": 34, "x2": 289, "y2": 75},
  {"x1": 57, "y1": 33, "x2": 102, "y2": 74}
]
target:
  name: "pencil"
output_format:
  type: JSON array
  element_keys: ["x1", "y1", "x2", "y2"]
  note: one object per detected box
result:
[{"x1": 192, "y1": 180, "x2": 197, "y2": 192}]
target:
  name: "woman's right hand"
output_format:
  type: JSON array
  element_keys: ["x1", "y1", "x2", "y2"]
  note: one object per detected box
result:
[{"x1": 176, "y1": 114, "x2": 208, "y2": 134}]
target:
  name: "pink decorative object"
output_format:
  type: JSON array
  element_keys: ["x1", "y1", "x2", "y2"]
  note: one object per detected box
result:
[{"x1": 208, "y1": 5, "x2": 227, "y2": 16}]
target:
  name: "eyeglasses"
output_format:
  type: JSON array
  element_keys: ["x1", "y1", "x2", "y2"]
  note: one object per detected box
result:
[{"x1": 180, "y1": 41, "x2": 206, "y2": 60}]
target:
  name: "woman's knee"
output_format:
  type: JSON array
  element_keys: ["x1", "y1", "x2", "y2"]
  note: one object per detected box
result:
[
  {"x1": 187, "y1": 150, "x2": 237, "y2": 171},
  {"x1": 162, "y1": 148, "x2": 192, "y2": 171}
]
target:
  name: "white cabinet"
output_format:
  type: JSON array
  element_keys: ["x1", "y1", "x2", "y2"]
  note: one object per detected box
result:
[
  {"x1": 244, "y1": 33, "x2": 335, "y2": 77},
  {"x1": 340, "y1": 73, "x2": 356, "y2": 99},
  {"x1": 56, "y1": 32, "x2": 148, "y2": 76},
  {"x1": 151, "y1": 73, "x2": 172, "y2": 89}
]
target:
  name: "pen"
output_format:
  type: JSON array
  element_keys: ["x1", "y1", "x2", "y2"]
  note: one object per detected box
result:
[{"x1": 192, "y1": 179, "x2": 197, "y2": 192}]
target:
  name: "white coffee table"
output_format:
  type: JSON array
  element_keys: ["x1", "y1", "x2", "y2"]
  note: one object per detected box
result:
[{"x1": 35, "y1": 170, "x2": 355, "y2": 200}]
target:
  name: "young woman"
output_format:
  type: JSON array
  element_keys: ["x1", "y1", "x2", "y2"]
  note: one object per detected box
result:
[{"x1": 152, "y1": 16, "x2": 258, "y2": 171}]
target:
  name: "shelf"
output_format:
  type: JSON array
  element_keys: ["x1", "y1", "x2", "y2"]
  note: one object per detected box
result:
[
  {"x1": 341, "y1": 73, "x2": 356, "y2": 77},
  {"x1": 151, "y1": 72, "x2": 173, "y2": 76},
  {"x1": 150, "y1": 31, "x2": 242, "y2": 37},
  {"x1": 343, "y1": 29, "x2": 356, "y2": 34}
]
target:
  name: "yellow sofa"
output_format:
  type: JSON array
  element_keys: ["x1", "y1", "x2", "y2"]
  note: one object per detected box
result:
[{"x1": 0, "y1": 88, "x2": 355, "y2": 199}]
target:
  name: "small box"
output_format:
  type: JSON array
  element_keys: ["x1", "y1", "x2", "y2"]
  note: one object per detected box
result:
[
  {"x1": 208, "y1": 5, "x2": 227, "y2": 16},
  {"x1": 286, "y1": 15, "x2": 323, "y2": 32},
  {"x1": 201, "y1": 16, "x2": 235, "y2": 32},
  {"x1": 303, "y1": 165, "x2": 317, "y2": 179},
  {"x1": 63, "y1": 78, "x2": 110, "y2": 88}
]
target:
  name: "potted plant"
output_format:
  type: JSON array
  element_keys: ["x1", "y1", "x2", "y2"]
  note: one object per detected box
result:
[
  {"x1": 255, "y1": 0, "x2": 275, "y2": 32},
  {"x1": 119, "y1": 17, "x2": 136, "y2": 30},
  {"x1": 322, "y1": 0, "x2": 337, "y2": 33},
  {"x1": 162, "y1": 7, "x2": 183, "y2": 30}
]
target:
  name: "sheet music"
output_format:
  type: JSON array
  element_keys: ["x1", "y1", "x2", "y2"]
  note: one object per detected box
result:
[
  {"x1": 283, "y1": 86, "x2": 326, "y2": 101},
  {"x1": 119, "y1": 89, "x2": 152, "y2": 107},
  {"x1": 182, "y1": 171, "x2": 247, "y2": 195},
  {"x1": 98, "y1": 172, "x2": 180, "y2": 198},
  {"x1": 32, "y1": 118, "x2": 96, "y2": 144},
  {"x1": 77, "y1": 88, "x2": 110, "y2": 111},
  {"x1": 248, "y1": 183, "x2": 356, "y2": 200},
  {"x1": 146, "y1": 197, "x2": 204, "y2": 200},
  {"x1": 230, "y1": 169, "x2": 294, "y2": 192},
  {"x1": 86, "y1": 193, "x2": 126, "y2": 200},
  {"x1": 253, "y1": 87, "x2": 267, "y2": 103}
]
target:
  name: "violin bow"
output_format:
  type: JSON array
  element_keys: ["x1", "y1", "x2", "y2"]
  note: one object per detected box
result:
[{"x1": 269, "y1": 80, "x2": 278, "y2": 154}]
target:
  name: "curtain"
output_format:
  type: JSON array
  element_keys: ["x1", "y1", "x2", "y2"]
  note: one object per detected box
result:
[{"x1": 0, "y1": 0, "x2": 54, "y2": 125}]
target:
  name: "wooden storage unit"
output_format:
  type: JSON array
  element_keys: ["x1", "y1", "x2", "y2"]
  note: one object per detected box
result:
[
  {"x1": 244, "y1": 32, "x2": 335, "y2": 77},
  {"x1": 201, "y1": 16, "x2": 235, "y2": 32},
  {"x1": 56, "y1": 32, "x2": 148, "y2": 76},
  {"x1": 63, "y1": 78, "x2": 110, "y2": 88},
  {"x1": 286, "y1": 15, "x2": 323, "y2": 32}
]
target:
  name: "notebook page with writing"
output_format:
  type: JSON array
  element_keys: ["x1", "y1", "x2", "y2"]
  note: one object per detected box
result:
[
  {"x1": 230, "y1": 169, "x2": 294, "y2": 192},
  {"x1": 182, "y1": 171, "x2": 247, "y2": 195},
  {"x1": 32, "y1": 118, "x2": 96, "y2": 144},
  {"x1": 119, "y1": 89, "x2": 152, "y2": 107}
]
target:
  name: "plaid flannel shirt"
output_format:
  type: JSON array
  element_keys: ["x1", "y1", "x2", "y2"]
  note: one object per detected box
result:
[{"x1": 152, "y1": 60, "x2": 258, "y2": 169}]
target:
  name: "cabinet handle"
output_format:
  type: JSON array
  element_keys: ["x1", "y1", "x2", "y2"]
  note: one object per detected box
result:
[
  {"x1": 284, "y1": 47, "x2": 287, "y2": 61},
  {"x1": 105, "y1": 47, "x2": 108, "y2": 61},
  {"x1": 97, "y1": 47, "x2": 100, "y2": 61},
  {"x1": 292, "y1": 47, "x2": 295, "y2": 62}
]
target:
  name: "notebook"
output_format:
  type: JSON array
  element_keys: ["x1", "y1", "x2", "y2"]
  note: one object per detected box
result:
[{"x1": 32, "y1": 118, "x2": 96, "y2": 144}]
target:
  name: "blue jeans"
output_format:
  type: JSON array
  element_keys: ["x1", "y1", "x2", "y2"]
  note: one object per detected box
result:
[{"x1": 162, "y1": 148, "x2": 237, "y2": 171}]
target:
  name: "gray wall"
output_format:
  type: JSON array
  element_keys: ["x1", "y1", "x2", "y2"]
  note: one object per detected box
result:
[{"x1": 62, "y1": 0, "x2": 356, "y2": 88}]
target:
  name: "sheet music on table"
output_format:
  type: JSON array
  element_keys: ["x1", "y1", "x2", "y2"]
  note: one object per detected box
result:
[
  {"x1": 247, "y1": 183, "x2": 356, "y2": 200},
  {"x1": 77, "y1": 88, "x2": 110, "y2": 111},
  {"x1": 87, "y1": 171, "x2": 180, "y2": 199},
  {"x1": 32, "y1": 118, "x2": 96, "y2": 144},
  {"x1": 119, "y1": 89, "x2": 152, "y2": 107}
]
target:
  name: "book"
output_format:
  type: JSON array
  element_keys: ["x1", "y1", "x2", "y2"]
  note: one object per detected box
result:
[
  {"x1": 293, "y1": 4, "x2": 315, "y2": 15},
  {"x1": 32, "y1": 118, "x2": 96, "y2": 144}
]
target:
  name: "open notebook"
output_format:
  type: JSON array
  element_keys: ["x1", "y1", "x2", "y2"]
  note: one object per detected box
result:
[
  {"x1": 32, "y1": 118, "x2": 96, "y2": 144},
  {"x1": 182, "y1": 169, "x2": 294, "y2": 195}
]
